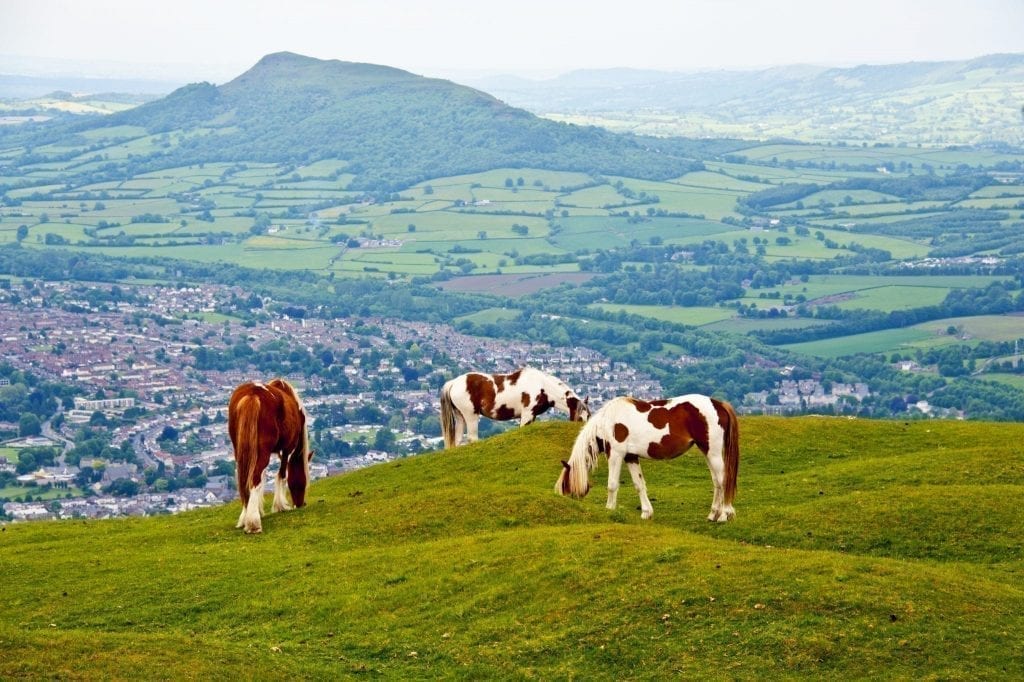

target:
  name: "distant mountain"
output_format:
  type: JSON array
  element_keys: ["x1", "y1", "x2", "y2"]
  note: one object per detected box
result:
[
  {"x1": 5, "y1": 52, "x2": 706, "y2": 191},
  {"x1": 468, "y1": 54, "x2": 1024, "y2": 145},
  {"x1": 0, "y1": 74, "x2": 182, "y2": 100}
]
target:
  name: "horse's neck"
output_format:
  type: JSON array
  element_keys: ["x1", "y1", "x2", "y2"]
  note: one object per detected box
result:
[{"x1": 541, "y1": 375, "x2": 569, "y2": 408}]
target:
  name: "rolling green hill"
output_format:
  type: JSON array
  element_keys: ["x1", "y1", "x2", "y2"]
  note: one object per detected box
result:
[
  {"x1": 479, "y1": 53, "x2": 1024, "y2": 145},
  {"x1": 2, "y1": 52, "x2": 703, "y2": 192},
  {"x1": 1, "y1": 418, "x2": 1021, "y2": 679}
]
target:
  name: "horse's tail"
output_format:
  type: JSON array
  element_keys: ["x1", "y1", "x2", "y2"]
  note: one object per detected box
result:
[
  {"x1": 439, "y1": 381, "x2": 458, "y2": 449},
  {"x1": 720, "y1": 400, "x2": 740, "y2": 506},
  {"x1": 235, "y1": 394, "x2": 261, "y2": 503}
]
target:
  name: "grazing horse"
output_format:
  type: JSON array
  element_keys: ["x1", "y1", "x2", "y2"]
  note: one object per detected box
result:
[
  {"x1": 439, "y1": 367, "x2": 590, "y2": 448},
  {"x1": 228, "y1": 378, "x2": 313, "y2": 534},
  {"x1": 556, "y1": 394, "x2": 739, "y2": 522}
]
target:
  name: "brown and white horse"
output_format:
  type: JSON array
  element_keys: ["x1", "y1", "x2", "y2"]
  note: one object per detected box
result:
[
  {"x1": 439, "y1": 367, "x2": 590, "y2": 448},
  {"x1": 556, "y1": 395, "x2": 739, "y2": 522},
  {"x1": 228, "y1": 378, "x2": 313, "y2": 534}
]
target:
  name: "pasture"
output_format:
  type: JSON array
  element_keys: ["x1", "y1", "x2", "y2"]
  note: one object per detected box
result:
[
  {"x1": 589, "y1": 303, "x2": 735, "y2": 326},
  {"x1": 0, "y1": 419, "x2": 1020, "y2": 679},
  {"x1": 781, "y1": 313, "x2": 1024, "y2": 358}
]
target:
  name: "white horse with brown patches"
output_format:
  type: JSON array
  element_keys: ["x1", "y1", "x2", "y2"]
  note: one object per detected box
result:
[
  {"x1": 556, "y1": 395, "x2": 739, "y2": 522},
  {"x1": 440, "y1": 367, "x2": 590, "y2": 448}
]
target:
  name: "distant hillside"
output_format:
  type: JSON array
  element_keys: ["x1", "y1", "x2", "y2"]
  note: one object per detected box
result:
[
  {"x1": 1, "y1": 419, "x2": 1021, "y2": 679},
  {"x1": 4, "y1": 52, "x2": 704, "y2": 191},
  {"x1": 470, "y1": 53, "x2": 1024, "y2": 145},
  {"x1": 0, "y1": 73, "x2": 181, "y2": 100}
]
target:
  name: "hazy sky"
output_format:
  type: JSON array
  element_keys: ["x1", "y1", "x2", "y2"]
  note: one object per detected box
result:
[{"x1": 2, "y1": 0, "x2": 1023, "y2": 82}]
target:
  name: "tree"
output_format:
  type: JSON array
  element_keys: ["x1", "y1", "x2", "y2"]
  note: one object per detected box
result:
[
  {"x1": 373, "y1": 427, "x2": 396, "y2": 451},
  {"x1": 18, "y1": 412, "x2": 42, "y2": 437},
  {"x1": 104, "y1": 478, "x2": 140, "y2": 496},
  {"x1": 16, "y1": 224, "x2": 28, "y2": 242}
]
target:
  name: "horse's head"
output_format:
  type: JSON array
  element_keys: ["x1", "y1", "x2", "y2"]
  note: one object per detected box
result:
[
  {"x1": 287, "y1": 449, "x2": 314, "y2": 507},
  {"x1": 567, "y1": 395, "x2": 591, "y2": 423},
  {"x1": 555, "y1": 459, "x2": 590, "y2": 499}
]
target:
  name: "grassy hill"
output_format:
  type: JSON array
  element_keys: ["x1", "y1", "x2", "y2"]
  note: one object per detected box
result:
[
  {"x1": 479, "y1": 53, "x2": 1024, "y2": 145},
  {"x1": 1, "y1": 417, "x2": 1021, "y2": 679},
  {"x1": 1, "y1": 52, "x2": 702, "y2": 192}
]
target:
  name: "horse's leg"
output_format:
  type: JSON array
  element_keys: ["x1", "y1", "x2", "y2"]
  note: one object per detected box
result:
[
  {"x1": 272, "y1": 452, "x2": 292, "y2": 512},
  {"x1": 243, "y1": 451, "x2": 271, "y2": 533},
  {"x1": 243, "y1": 480, "x2": 265, "y2": 533},
  {"x1": 606, "y1": 451, "x2": 624, "y2": 511},
  {"x1": 466, "y1": 413, "x2": 481, "y2": 442},
  {"x1": 454, "y1": 412, "x2": 466, "y2": 446},
  {"x1": 705, "y1": 449, "x2": 732, "y2": 522},
  {"x1": 626, "y1": 457, "x2": 654, "y2": 520}
]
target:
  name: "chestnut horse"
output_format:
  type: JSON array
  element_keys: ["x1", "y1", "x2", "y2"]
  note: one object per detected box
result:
[
  {"x1": 556, "y1": 395, "x2": 739, "y2": 522},
  {"x1": 439, "y1": 367, "x2": 589, "y2": 448},
  {"x1": 228, "y1": 378, "x2": 312, "y2": 533}
]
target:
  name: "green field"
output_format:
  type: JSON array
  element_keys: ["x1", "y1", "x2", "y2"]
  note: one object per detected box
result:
[
  {"x1": 0, "y1": 419, "x2": 1021, "y2": 679},
  {"x1": 590, "y1": 303, "x2": 735, "y2": 326},
  {"x1": 982, "y1": 373, "x2": 1024, "y2": 390},
  {"x1": 454, "y1": 307, "x2": 522, "y2": 325},
  {"x1": 782, "y1": 314, "x2": 1024, "y2": 358},
  {"x1": 744, "y1": 274, "x2": 1009, "y2": 311}
]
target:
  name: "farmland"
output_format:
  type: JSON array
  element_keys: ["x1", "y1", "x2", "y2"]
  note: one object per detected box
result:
[
  {"x1": 3, "y1": 141, "x2": 1019, "y2": 286},
  {"x1": 1, "y1": 52, "x2": 1023, "y2": 424}
]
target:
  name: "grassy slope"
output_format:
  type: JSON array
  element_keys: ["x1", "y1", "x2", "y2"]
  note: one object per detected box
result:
[{"x1": 1, "y1": 417, "x2": 1022, "y2": 679}]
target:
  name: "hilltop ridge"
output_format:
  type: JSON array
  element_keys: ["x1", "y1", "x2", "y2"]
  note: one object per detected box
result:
[{"x1": 10, "y1": 51, "x2": 702, "y2": 191}]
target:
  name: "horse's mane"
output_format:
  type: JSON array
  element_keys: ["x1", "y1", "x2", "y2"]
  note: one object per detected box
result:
[
  {"x1": 269, "y1": 378, "x2": 311, "y2": 467},
  {"x1": 566, "y1": 411, "x2": 603, "y2": 494}
]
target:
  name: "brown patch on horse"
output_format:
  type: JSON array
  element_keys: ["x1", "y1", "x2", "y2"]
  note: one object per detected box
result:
[
  {"x1": 531, "y1": 389, "x2": 552, "y2": 417},
  {"x1": 560, "y1": 460, "x2": 572, "y2": 495},
  {"x1": 494, "y1": 405, "x2": 516, "y2": 420},
  {"x1": 647, "y1": 407, "x2": 671, "y2": 429},
  {"x1": 646, "y1": 402, "x2": 707, "y2": 460},
  {"x1": 507, "y1": 369, "x2": 523, "y2": 385},
  {"x1": 494, "y1": 374, "x2": 505, "y2": 392},
  {"x1": 465, "y1": 373, "x2": 496, "y2": 416},
  {"x1": 521, "y1": 391, "x2": 531, "y2": 407},
  {"x1": 629, "y1": 398, "x2": 653, "y2": 413},
  {"x1": 613, "y1": 422, "x2": 629, "y2": 442}
]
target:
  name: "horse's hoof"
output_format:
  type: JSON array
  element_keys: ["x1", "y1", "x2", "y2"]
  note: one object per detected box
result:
[
  {"x1": 641, "y1": 510, "x2": 653, "y2": 520},
  {"x1": 708, "y1": 510, "x2": 721, "y2": 522}
]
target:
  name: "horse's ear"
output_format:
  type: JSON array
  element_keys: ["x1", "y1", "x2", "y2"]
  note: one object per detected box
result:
[{"x1": 584, "y1": 397, "x2": 589, "y2": 405}]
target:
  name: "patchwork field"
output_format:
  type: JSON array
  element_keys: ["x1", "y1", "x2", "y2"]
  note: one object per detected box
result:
[{"x1": 782, "y1": 314, "x2": 1024, "y2": 358}]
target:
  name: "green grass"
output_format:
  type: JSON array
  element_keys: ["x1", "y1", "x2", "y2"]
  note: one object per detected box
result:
[
  {"x1": 0, "y1": 419, "x2": 1021, "y2": 679},
  {"x1": 982, "y1": 373, "x2": 1024, "y2": 390},
  {"x1": 781, "y1": 313, "x2": 1024, "y2": 358},
  {"x1": 590, "y1": 303, "x2": 735, "y2": 326},
  {"x1": 0, "y1": 484, "x2": 84, "y2": 500},
  {"x1": 454, "y1": 307, "x2": 522, "y2": 324}
]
